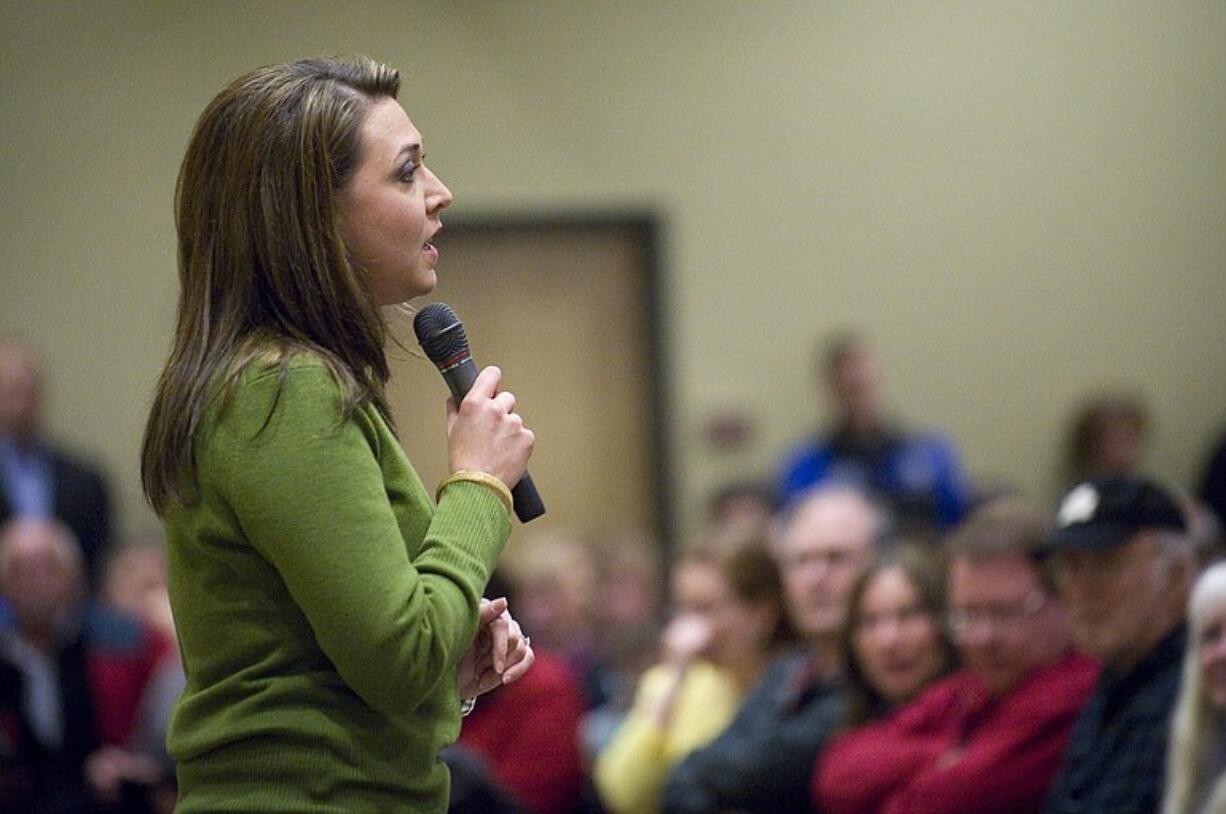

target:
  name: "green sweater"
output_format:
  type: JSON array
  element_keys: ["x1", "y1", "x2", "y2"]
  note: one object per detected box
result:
[{"x1": 163, "y1": 356, "x2": 510, "y2": 813}]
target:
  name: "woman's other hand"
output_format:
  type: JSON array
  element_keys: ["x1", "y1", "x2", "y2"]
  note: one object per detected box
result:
[
  {"x1": 458, "y1": 596, "x2": 535, "y2": 699},
  {"x1": 446, "y1": 366, "x2": 535, "y2": 488}
]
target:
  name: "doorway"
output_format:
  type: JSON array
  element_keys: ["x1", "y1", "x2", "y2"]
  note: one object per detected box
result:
[{"x1": 386, "y1": 215, "x2": 671, "y2": 551}]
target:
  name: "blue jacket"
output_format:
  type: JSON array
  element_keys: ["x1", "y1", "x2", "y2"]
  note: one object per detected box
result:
[{"x1": 779, "y1": 425, "x2": 968, "y2": 529}]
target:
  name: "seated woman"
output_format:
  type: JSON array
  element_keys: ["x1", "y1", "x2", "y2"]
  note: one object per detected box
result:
[
  {"x1": 593, "y1": 527, "x2": 792, "y2": 814},
  {"x1": 836, "y1": 545, "x2": 957, "y2": 732},
  {"x1": 1164, "y1": 560, "x2": 1226, "y2": 814}
]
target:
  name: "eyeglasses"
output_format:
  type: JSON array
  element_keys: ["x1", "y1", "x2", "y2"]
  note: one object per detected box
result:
[{"x1": 945, "y1": 590, "x2": 1047, "y2": 637}]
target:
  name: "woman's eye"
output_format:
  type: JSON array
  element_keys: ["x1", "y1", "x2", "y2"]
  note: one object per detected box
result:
[{"x1": 399, "y1": 162, "x2": 418, "y2": 182}]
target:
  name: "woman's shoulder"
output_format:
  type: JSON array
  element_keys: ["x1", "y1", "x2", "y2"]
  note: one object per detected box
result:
[
  {"x1": 204, "y1": 347, "x2": 361, "y2": 439},
  {"x1": 236, "y1": 346, "x2": 336, "y2": 386},
  {"x1": 229, "y1": 347, "x2": 350, "y2": 401}
]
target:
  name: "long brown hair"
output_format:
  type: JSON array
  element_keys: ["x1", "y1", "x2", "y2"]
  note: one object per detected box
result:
[
  {"x1": 839, "y1": 543, "x2": 955, "y2": 728},
  {"x1": 142, "y1": 56, "x2": 401, "y2": 514}
]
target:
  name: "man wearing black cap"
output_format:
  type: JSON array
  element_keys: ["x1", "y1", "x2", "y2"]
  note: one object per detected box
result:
[{"x1": 1040, "y1": 476, "x2": 1193, "y2": 814}]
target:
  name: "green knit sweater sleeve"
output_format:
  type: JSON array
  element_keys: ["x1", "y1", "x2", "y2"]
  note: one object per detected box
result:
[{"x1": 202, "y1": 359, "x2": 510, "y2": 716}]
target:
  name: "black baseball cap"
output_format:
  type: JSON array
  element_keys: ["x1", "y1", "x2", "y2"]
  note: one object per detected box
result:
[{"x1": 1040, "y1": 476, "x2": 1187, "y2": 554}]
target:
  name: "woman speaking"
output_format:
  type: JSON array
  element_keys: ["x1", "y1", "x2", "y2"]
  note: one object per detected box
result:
[{"x1": 141, "y1": 56, "x2": 535, "y2": 811}]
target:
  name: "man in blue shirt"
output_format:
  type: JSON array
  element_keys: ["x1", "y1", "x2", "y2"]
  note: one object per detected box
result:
[
  {"x1": 0, "y1": 342, "x2": 111, "y2": 586},
  {"x1": 778, "y1": 332, "x2": 968, "y2": 531}
]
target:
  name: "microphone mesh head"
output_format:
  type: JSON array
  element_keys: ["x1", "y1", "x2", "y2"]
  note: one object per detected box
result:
[{"x1": 413, "y1": 302, "x2": 471, "y2": 368}]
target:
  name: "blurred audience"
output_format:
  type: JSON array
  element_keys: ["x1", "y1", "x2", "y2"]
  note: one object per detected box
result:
[
  {"x1": 0, "y1": 341, "x2": 113, "y2": 588},
  {"x1": 660, "y1": 486, "x2": 882, "y2": 814},
  {"x1": 0, "y1": 518, "x2": 170, "y2": 813},
  {"x1": 1059, "y1": 392, "x2": 1150, "y2": 491},
  {"x1": 1164, "y1": 560, "x2": 1226, "y2": 814},
  {"x1": 504, "y1": 532, "x2": 607, "y2": 709},
  {"x1": 8, "y1": 336, "x2": 1224, "y2": 814},
  {"x1": 580, "y1": 533, "x2": 664, "y2": 762},
  {"x1": 594, "y1": 526, "x2": 792, "y2": 814},
  {"x1": 777, "y1": 331, "x2": 968, "y2": 531},
  {"x1": 455, "y1": 570, "x2": 587, "y2": 814},
  {"x1": 99, "y1": 536, "x2": 183, "y2": 812},
  {"x1": 1041, "y1": 476, "x2": 1193, "y2": 814},
  {"x1": 816, "y1": 499, "x2": 1098, "y2": 814}
]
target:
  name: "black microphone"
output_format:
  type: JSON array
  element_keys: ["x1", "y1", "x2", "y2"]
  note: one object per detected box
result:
[{"x1": 413, "y1": 302, "x2": 545, "y2": 523}]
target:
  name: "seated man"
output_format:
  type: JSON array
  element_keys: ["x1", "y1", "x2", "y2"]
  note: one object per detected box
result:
[
  {"x1": 0, "y1": 518, "x2": 170, "y2": 813},
  {"x1": 814, "y1": 498, "x2": 1098, "y2": 814},
  {"x1": 0, "y1": 341, "x2": 112, "y2": 587},
  {"x1": 1041, "y1": 476, "x2": 1192, "y2": 814},
  {"x1": 660, "y1": 487, "x2": 882, "y2": 814},
  {"x1": 777, "y1": 332, "x2": 968, "y2": 531}
]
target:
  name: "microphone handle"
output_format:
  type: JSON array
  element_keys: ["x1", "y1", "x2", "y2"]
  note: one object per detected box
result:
[{"x1": 440, "y1": 358, "x2": 545, "y2": 523}]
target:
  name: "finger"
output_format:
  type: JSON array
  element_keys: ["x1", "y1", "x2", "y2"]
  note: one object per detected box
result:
[
  {"x1": 494, "y1": 391, "x2": 517, "y2": 413},
  {"x1": 502, "y1": 643, "x2": 536, "y2": 685},
  {"x1": 469, "y1": 651, "x2": 495, "y2": 684},
  {"x1": 478, "y1": 596, "x2": 507, "y2": 625},
  {"x1": 475, "y1": 668, "x2": 504, "y2": 697},
  {"x1": 467, "y1": 366, "x2": 503, "y2": 401},
  {"x1": 502, "y1": 630, "x2": 529, "y2": 673},
  {"x1": 490, "y1": 614, "x2": 509, "y2": 674},
  {"x1": 505, "y1": 618, "x2": 524, "y2": 652}
]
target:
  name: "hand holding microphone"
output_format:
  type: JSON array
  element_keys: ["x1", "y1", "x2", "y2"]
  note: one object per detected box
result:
[
  {"x1": 415, "y1": 303, "x2": 545, "y2": 522},
  {"x1": 445, "y1": 366, "x2": 532, "y2": 488}
]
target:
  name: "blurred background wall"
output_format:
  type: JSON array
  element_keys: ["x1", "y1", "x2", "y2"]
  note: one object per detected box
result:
[{"x1": 2, "y1": 0, "x2": 1224, "y2": 545}]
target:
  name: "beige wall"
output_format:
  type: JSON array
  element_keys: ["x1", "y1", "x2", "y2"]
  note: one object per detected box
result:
[{"x1": 3, "y1": 1, "x2": 1224, "y2": 542}]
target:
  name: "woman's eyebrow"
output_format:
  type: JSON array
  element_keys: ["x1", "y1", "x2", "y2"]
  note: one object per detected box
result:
[{"x1": 394, "y1": 142, "x2": 422, "y2": 161}]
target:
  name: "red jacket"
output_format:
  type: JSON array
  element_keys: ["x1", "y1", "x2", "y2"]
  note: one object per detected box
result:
[
  {"x1": 458, "y1": 650, "x2": 587, "y2": 814},
  {"x1": 814, "y1": 651, "x2": 1099, "y2": 814}
]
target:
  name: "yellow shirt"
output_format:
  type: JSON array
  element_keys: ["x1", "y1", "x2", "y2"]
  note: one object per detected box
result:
[{"x1": 594, "y1": 661, "x2": 740, "y2": 814}]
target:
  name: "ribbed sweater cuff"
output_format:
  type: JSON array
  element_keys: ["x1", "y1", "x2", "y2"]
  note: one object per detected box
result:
[{"x1": 430, "y1": 479, "x2": 513, "y2": 575}]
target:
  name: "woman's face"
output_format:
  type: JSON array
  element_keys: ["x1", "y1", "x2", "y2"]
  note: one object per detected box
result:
[
  {"x1": 852, "y1": 567, "x2": 947, "y2": 705},
  {"x1": 673, "y1": 562, "x2": 772, "y2": 669},
  {"x1": 338, "y1": 98, "x2": 453, "y2": 306},
  {"x1": 1199, "y1": 602, "x2": 1226, "y2": 711}
]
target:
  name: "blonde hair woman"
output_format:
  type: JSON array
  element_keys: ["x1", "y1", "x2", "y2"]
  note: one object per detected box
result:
[{"x1": 1164, "y1": 561, "x2": 1226, "y2": 814}]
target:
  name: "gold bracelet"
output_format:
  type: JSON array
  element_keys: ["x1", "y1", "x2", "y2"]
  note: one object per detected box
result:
[{"x1": 436, "y1": 470, "x2": 513, "y2": 515}]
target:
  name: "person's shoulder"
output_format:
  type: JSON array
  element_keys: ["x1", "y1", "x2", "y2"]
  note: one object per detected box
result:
[
  {"x1": 84, "y1": 602, "x2": 158, "y2": 656},
  {"x1": 885, "y1": 669, "x2": 972, "y2": 728},
  {"x1": 44, "y1": 444, "x2": 109, "y2": 486},
  {"x1": 993, "y1": 654, "x2": 1099, "y2": 721},
  {"x1": 516, "y1": 650, "x2": 586, "y2": 696},
  {"x1": 216, "y1": 349, "x2": 349, "y2": 423},
  {"x1": 236, "y1": 347, "x2": 338, "y2": 390},
  {"x1": 919, "y1": 667, "x2": 976, "y2": 705},
  {"x1": 1060, "y1": 652, "x2": 1102, "y2": 687},
  {"x1": 782, "y1": 436, "x2": 832, "y2": 467},
  {"x1": 763, "y1": 651, "x2": 812, "y2": 684},
  {"x1": 900, "y1": 429, "x2": 961, "y2": 456},
  {"x1": 686, "y1": 661, "x2": 738, "y2": 694}
]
